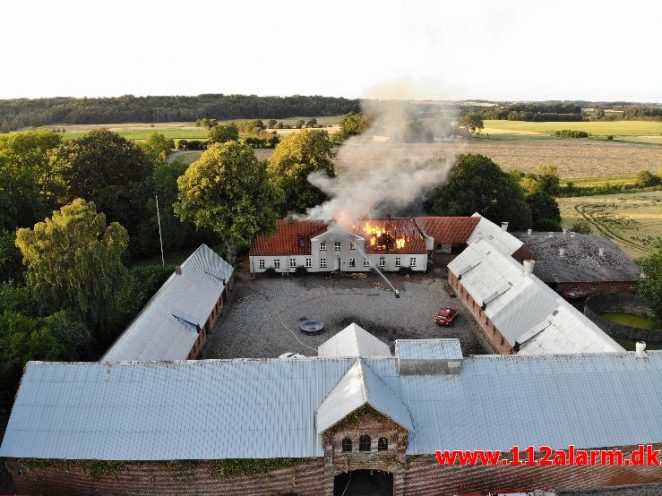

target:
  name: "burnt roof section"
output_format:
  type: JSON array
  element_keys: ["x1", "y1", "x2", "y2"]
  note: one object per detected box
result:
[
  {"x1": 415, "y1": 216, "x2": 480, "y2": 245},
  {"x1": 354, "y1": 217, "x2": 428, "y2": 255},
  {"x1": 513, "y1": 232, "x2": 641, "y2": 283},
  {"x1": 250, "y1": 219, "x2": 328, "y2": 256}
]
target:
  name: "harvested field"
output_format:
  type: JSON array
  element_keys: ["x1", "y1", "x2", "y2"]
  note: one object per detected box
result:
[
  {"x1": 559, "y1": 191, "x2": 662, "y2": 259},
  {"x1": 483, "y1": 119, "x2": 662, "y2": 137}
]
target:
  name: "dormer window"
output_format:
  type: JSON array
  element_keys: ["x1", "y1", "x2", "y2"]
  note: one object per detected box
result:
[
  {"x1": 349, "y1": 241, "x2": 356, "y2": 250},
  {"x1": 298, "y1": 236, "x2": 305, "y2": 248}
]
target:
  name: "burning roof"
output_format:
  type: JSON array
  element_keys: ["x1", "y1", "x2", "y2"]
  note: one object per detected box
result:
[{"x1": 351, "y1": 216, "x2": 427, "y2": 254}]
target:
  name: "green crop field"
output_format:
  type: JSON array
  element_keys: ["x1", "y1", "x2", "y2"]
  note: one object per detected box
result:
[
  {"x1": 61, "y1": 127, "x2": 209, "y2": 141},
  {"x1": 482, "y1": 120, "x2": 662, "y2": 137},
  {"x1": 559, "y1": 190, "x2": 662, "y2": 259}
]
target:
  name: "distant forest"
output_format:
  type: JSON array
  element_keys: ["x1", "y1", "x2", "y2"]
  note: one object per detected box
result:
[{"x1": 0, "y1": 94, "x2": 361, "y2": 132}]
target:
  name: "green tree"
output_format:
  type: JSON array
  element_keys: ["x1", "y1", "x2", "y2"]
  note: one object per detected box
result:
[
  {"x1": 569, "y1": 220, "x2": 592, "y2": 234},
  {"x1": 15, "y1": 199, "x2": 129, "y2": 333},
  {"x1": 635, "y1": 170, "x2": 661, "y2": 188},
  {"x1": 295, "y1": 119, "x2": 305, "y2": 129},
  {"x1": 306, "y1": 118, "x2": 318, "y2": 128},
  {"x1": 209, "y1": 123, "x2": 239, "y2": 144},
  {"x1": 49, "y1": 129, "x2": 154, "y2": 249},
  {"x1": 459, "y1": 113, "x2": 484, "y2": 135},
  {"x1": 0, "y1": 129, "x2": 62, "y2": 230},
  {"x1": 427, "y1": 154, "x2": 532, "y2": 230},
  {"x1": 520, "y1": 165, "x2": 561, "y2": 196},
  {"x1": 638, "y1": 249, "x2": 662, "y2": 319},
  {"x1": 142, "y1": 132, "x2": 174, "y2": 162},
  {"x1": 526, "y1": 191, "x2": 562, "y2": 231},
  {"x1": 267, "y1": 119, "x2": 278, "y2": 128},
  {"x1": 338, "y1": 112, "x2": 370, "y2": 140},
  {"x1": 268, "y1": 130, "x2": 335, "y2": 214},
  {"x1": 175, "y1": 142, "x2": 283, "y2": 263},
  {"x1": 0, "y1": 230, "x2": 24, "y2": 283}
]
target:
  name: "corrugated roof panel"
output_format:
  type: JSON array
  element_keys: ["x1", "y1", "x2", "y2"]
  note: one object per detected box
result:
[
  {"x1": 102, "y1": 245, "x2": 233, "y2": 361},
  {"x1": 395, "y1": 339, "x2": 462, "y2": 360},
  {"x1": 467, "y1": 213, "x2": 523, "y2": 255},
  {"x1": 317, "y1": 323, "x2": 391, "y2": 358}
]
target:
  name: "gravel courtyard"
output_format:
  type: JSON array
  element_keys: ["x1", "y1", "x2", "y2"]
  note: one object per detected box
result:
[{"x1": 204, "y1": 271, "x2": 492, "y2": 359}]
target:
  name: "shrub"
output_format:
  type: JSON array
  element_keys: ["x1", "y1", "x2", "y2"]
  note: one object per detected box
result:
[
  {"x1": 294, "y1": 266, "x2": 308, "y2": 277},
  {"x1": 264, "y1": 267, "x2": 277, "y2": 278},
  {"x1": 635, "y1": 170, "x2": 661, "y2": 188},
  {"x1": 398, "y1": 266, "x2": 413, "y2": 275},
  {"x1": 533, "y1": 218, "x2": 562, "y2": 232},
  {"x1": 569, "y1": 220, "x2": 593, "y2": 234},
  {"x1": 554, "y1": 130, "x2": 589, "y2": 138},
  {"x1": 607, "y1": 135, "x2": 614, "y2": 141}
]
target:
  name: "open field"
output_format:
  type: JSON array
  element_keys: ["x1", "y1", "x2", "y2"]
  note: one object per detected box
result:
[
  {"x1": 558, "y1": 191, "x2": 662, "y2": 259},
  {"x1": 482, "y1": 119, "x2": 662, "y2": 137}
]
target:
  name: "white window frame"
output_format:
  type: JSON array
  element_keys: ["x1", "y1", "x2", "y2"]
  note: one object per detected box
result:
[
  {"x1": 378, "y1": 256, "x2": 385, "y2": 267},
  {"x1": 409, "y1": 257, "x2": 417, "y2": 267},
  {"x1": 348, "y1": 258, "x2": 356, "y2": 268},
  {"x1": 333, "y1": 241, "x2": 341, "y2": 251},
  {"x1": 305, "y1": 258, "x2": 312, "y2": 268},
  {"x1": 320, "y1": 241, "x2": 326, "y2": 251},
  {"x1": 259, "y1": 259, "x2": 265, "y2": 269},
  {"x1": 289, "y1": 258, "x2": 296, "y2": 268},
  {"x1": 395, "y1": 257, "x2": 401, "y2": 267},
  {"x1": 320, "y1": 258, "x2": 327, "y2": 268},
  {"x1": 274, "y1": 259, "x2": 281, "y2": 269},
  {"x1": 363, "y1": 259, "x2": 370, "y2": 267}
]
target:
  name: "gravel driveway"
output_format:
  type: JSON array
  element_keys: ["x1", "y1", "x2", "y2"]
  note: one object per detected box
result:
[{"x1": 204, "y1": 272, "x2": 492, "y2": 359}]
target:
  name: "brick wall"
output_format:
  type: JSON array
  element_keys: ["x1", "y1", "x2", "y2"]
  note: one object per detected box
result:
[
  {"x1": 7, "y1": 458, "x2": 324, "y2": 496},
  {"x1": 448, "y1": 272, "x2": 514, "y2": 354}
]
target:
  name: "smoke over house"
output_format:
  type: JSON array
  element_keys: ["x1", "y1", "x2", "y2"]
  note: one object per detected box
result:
[{"x1": 306, "y1": 88, "x2": 462, "y2": 227}]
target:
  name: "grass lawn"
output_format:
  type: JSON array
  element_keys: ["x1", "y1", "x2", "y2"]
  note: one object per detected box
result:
[{"x1": 482, "y1": 120, "x2": 662, "y2": 137}]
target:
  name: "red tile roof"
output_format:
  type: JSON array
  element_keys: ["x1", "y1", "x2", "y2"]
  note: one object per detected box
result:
[
  {"x1": 250, "y1": 219, "x2": 327, "y2": 256},
  {"x1": 415, "y1": 216, "x2": 480, "y2": 246}
]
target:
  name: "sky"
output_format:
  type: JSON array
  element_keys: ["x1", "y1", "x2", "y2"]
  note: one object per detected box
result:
[{"x1": 2, "y1": 0, "x2": 660, "y2": 102}]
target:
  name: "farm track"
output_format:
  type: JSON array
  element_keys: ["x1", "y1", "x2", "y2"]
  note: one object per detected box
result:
[{"x1": 574, "y1": 203, "x2": 654, "y2": 254}]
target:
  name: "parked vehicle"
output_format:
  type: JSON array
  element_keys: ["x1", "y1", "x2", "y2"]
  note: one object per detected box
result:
[{"x1": 435, "y1": 307, "x2": 458, "y2": 326}]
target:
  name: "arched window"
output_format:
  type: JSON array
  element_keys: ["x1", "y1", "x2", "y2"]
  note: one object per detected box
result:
[
  {"x1": 341, "y1": 437, "x2": 352, "y2": 453},
  {"x1": 378, "y1": 437, "x2": 388, "y2": 451},
  {"x1": 359, "y1": 435, "x2": 371, "y2": 452}
]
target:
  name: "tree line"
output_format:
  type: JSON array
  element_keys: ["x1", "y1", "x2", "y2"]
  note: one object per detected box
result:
[{"x1": 0, "y1": 94, "x2": 360, "y2": 132}]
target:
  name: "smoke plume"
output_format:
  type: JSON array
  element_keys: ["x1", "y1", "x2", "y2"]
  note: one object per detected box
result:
[{"x1": 306, "y1": 85, "x2": 462, "y2": 227}]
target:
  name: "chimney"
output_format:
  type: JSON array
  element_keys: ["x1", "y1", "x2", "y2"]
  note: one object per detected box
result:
[
  {"x1": 501, "y1": 222, "x2": 509, "y2": 232},
  {"x1": 598, "y1": 247, "x2": 605, "y2": 257},
  {"x1": 527, "y1": 228, "x2": 532, "y2": 235},
  {"x1": 636, "y1": 341, "x2": 646, "y2": 354},
  {"x1": 523, "y1": 260, "x2": 535, "y2": 275},
  {"x1": 559, "y1": 248, "x2": 566, "y2": 258},
  {"x1": 175, "y1": 266, "x2": 182, "y2": 275}
]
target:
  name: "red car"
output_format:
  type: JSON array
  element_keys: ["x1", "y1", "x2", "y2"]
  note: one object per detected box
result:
[{"x1": 435, "y1": 306, "x2": 458, "y2": 326}]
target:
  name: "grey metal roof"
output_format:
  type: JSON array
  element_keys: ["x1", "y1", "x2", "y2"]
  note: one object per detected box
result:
[
  {"x1": 467, "y1": 213, "x2": 523, "y2": 255},
  {"x1": 316, "y1": 359, "x2": 414, "y2": 434},
  {"x1": 513, "y1": 232, "x2": 641, "y2": 283},
  {"x1": 317, "y1": 323, "x2": 391, "y2": 358},
  {"x1": 395, "y1": 339, "x2": 462, "y2": 361},
  {"x1": 448, "y1": 240, "x2": 624, "y2": 354},
  {"x1": 3, "y1": 349, "x2": 662, "y2": 460},
  {"x1": 102, "y1": 245, "x2": 233, "y2": 361}
]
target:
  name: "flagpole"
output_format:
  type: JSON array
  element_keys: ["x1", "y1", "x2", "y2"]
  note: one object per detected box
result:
[{"x1": 155, "y1": 195, "x2": 165, "y2": 267}]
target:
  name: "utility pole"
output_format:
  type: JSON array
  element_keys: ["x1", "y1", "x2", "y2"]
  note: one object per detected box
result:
[{"x1": 155, "y1": 195, "x2": 165, "y2": 267}]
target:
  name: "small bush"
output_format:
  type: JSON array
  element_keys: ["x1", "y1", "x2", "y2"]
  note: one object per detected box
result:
[
  {"x1": 635, "y1": 170, "x2": 661, "y2": 188},
  {"x1": 294, "y1": 266, "x2": 308, "y2": 277},
  {"x1": 606, "y1": 135, "x2": 614, "y2": 141},
  {"x1": 398, "y1": 266, "x2": 413, "y2": 275},
  {"x1": 569, "y1": 220, "x2": 593, "y2": 234},
  {"x1": 554, "y1": 130, "x2": 589, "y2": 138},
  {"x1": 264, "y1": 267, "x2": 277, "y2": 278}
]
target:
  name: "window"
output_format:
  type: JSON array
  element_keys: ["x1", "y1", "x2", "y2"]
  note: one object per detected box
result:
[
  {"x1": 395, "y1": 257, "x2": 401, "y2": 267},
  {"x1": 378, "y1": 437, "x2": 388, "y2": 452},
  {"x1": 320, "y1": 241, "x2": 326, "y2": 251},
  {"x1": 359, "y1": 435, "x2": 371, "y2": 452},
  {"x1": 289, "y1": 258, "x2": 296, "y2": 268},
  {"x1": 348, "y1": 258, "x2": 356, "y2": 268},
  {"x1": 334, "y1": 241, "x2": 341, "y2": 251},
  {"x1": 378, "y1": 256, "x2": 385, "y2": 267},
  {"x1": 363, "y1": 259, "x2": 370, "y2": 267},
  {"x1": 320, "y1": 258, "x2": 327, "y2": 268},
  {"x1": 305, "y1": 258, "x2": 312, "y2": 268},
  {"x1": 409, "y1": 257, "x2": 417, "y2": 267},
  {"x1": 274, "y1": 259, "x2": 281, "y2": 269},
  {"x1": 341, "y1": 438, "x2": 352, "y2": 453},
  {"x1": 259, "y1": 259, "x2": 265, "y2": 269},
  {"x1": 349, "y1": 241, "x2": 356, "y2": 250}
]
